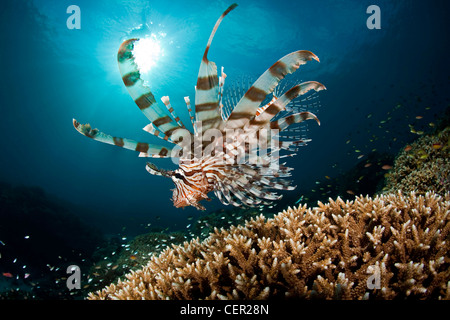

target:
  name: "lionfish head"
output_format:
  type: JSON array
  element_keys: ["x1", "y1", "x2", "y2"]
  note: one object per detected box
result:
[
  {"x1": 146, "y1": 162, "x2": 209, "y2": 210},
  {"x1": 170, "y1": 169, "x2": 211, "y2": 211}
]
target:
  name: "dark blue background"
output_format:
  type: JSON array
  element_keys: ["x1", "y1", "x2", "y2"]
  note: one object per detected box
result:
[{"x1": 1, "y1": 0, "x2": 449, "y2": 236}]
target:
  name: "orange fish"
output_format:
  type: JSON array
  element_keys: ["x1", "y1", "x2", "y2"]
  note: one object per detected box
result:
[
  {"x1": 346, "y1": 190, "x2": 355, "y2": 195},
  {"x1": 382, "y1": 165, "x2": 392, "y2": 170},
  {"x1": 432, "y1": 143, "x2": 442, "y2": 150},
  {"x1": 2, "y1": 272, "x2": 13, "y2": 278},
  {"x1": 415, "y1": 116, "x2": 423, "y2": 119},
  {"x1": 130, "y1": 255, "x2": 137, "y2": 260},
  {"x1": 364, "y1": 163, "x2": 372, "y2": 168},
  {"x1": 404, "y1": 145, "x2": 412, "y2": 152}
]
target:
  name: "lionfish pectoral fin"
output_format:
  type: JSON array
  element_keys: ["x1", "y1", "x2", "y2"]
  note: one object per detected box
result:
[
  {"x1": 270, "y1": 112, "x2": 320, "y2": 132},
  {"x1": 244, "y1": 81, "x2": 325, "y2": 134},
  {"x1": 73, "y1": 119, "x2": 172, "y2": 158},
  {"x1": 259, "y1": 81, "x2": 325, "y2": 121},
  {"x1": 225, "y1": 51, "x2": 320, "y2": 130}
]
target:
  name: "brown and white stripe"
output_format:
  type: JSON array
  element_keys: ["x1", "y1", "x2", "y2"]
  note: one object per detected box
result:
[
  {"x1": 255, "y1": 96, "x2": 277, "y2": 117},
  {"x1": 270, "y1": 112, "x2": 320, "y2": 132},
  {"x1": 184, "y1": 96, "x2": 197, "y2": 134},
  {"x1": 255, "y1": 81, "x2": 325, "y2": 122},
  {"x1": 161, "y1": 96, "x2": 184, "y2": 128},
  {"x1": 225, "y1": 50, "x2": 320, "y2": 130},
  {"x1": 73, "y1": 119, "x2": 172, "y2": 158},
  {"x1": 194, "y1": 4, "x2": 238, "y2": 133},
  {"x1": 117, "y1": 39, "x2": 182, "y2": 141},
  {"x1": 241, "y1": 81, "x2": 325, "y2": 135},
  {"x1": 218, "y1": 66, "x2": 227, "y2": 120}
]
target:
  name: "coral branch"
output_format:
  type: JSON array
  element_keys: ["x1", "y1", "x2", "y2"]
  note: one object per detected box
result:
[{"x1": 89, "y1": 191, "x2": 450, "y2": 300}]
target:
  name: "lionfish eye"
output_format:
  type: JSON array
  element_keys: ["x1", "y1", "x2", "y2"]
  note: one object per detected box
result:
[{"x1": 173, "y1": 172, "x2": 184, "y2": 180}]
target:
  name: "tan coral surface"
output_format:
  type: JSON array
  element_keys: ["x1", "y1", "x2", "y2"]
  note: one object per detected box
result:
[
  {"x1": 88, "y1": 191, "x2": 450, "y2": 300},
  {"x1": 383, "y1": 127, "x2": 450, "y2": 196}
]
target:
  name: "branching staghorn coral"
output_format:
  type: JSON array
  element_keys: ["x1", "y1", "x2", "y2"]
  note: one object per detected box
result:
[
  {"x1": 88, "y1": 191, "x2": 450, "y2": 300},
  {"x1": 383, "y1": 126, "x2": 450, "y2": 196}
]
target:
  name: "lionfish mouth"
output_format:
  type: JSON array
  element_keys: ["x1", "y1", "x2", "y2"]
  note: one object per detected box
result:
[{"x1": 173, "y1": 192, "x2": 208, "y2": 211}]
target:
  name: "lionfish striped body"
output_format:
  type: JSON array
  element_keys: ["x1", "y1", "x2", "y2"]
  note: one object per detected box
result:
[{"x1": 73, "y1": 4, "x2": 326, "y2": 210}]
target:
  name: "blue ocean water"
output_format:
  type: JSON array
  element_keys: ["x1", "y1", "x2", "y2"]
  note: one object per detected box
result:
[{"x1": 0, "y1": 0, "x2": 449, "y2": 298}]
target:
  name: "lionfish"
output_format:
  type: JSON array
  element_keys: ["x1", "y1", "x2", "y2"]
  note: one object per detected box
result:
[{"x1": 73, "y1": 3, "x2": 326, "y2": 210}]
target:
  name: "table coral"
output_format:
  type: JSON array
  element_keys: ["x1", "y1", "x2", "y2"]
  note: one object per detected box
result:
[{"x1": 88, "y1": 191, "x2": 450, "y2": 300}]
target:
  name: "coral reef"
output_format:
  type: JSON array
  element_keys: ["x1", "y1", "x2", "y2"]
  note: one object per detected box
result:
[
  {"x1": 0, "y1": 181, "x2": 103, "y2": 299},
  {"x1": 383, "y1": 126, "x2": 450, "y2": 196},
  {"x1": 88, "y1": 191, "x2": 450, "y2": 300},
  {"x1": 192, "y1": 207, "x2": 264, "y2": 240},
  {"x1": 84, "y1": 231, "x2": 186, "y2": 294}
]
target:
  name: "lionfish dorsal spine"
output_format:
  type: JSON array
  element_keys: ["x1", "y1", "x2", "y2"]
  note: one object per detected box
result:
[
  {"x1": 72, "y1": 119, "x2": 173, "y2": 158},
  {"x1": 117, "y1": 39, "x2": 184, "y2": 142},
  {"x1": 161, "y1": 96, "x2": 185, "y2": 129},
  {"x1": 194, "y1": 4, "x2": 238, "y2": 134},
  {"x1": 218, "y1": 66, "x2": 227, "y2": 120},
  {"x1": 184, "y1": 96, "x2": 197, "y2": 135}
]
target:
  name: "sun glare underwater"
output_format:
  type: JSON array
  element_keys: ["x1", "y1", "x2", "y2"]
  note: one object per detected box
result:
[
  {"x1": 133, "y1": 36, "x2": 163, "y2": 74},
  {"x1": 0, "y1": 0, "x2": 449, "y2": 301}
]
